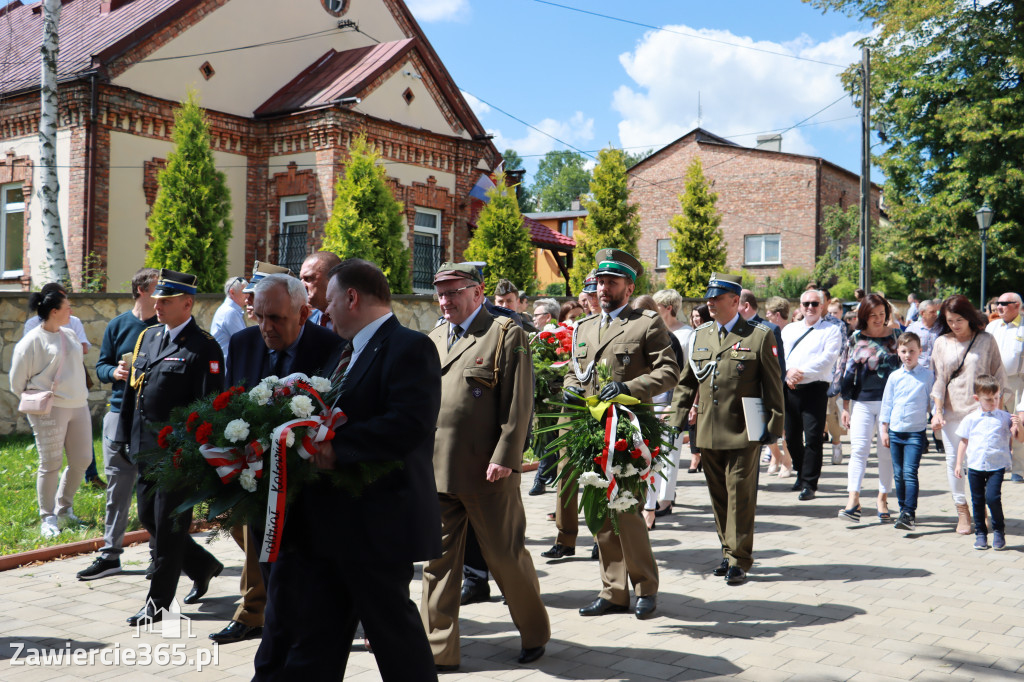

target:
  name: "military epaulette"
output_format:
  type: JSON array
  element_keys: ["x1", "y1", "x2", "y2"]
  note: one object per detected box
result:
[
  {"x1": 696, "y1": 321, "x2": 715, "y2": 330},
  {"x1": 433, "y1": 317, "x2": 446, "y2": 329},
  {"x1": 641, "y1": 309, "x2": 658, "y2": 318},
  {"x1": 752, "y1": 322, "x2": 772, "y2": 333},
  {"x1": 199, "y1": 329, "x2": 215, "y2": 340}
]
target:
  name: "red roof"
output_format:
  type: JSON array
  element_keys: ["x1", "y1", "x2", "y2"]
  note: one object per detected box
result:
[
  {"x1": 525, "y1": 215, "x2": 574, "y2": 249},
  {"x1": 255, "y1": 39, "x2": 415, "y2": 117},
  {"x1": 0, "y1": 0, "x2": 191, "y2": 95}
]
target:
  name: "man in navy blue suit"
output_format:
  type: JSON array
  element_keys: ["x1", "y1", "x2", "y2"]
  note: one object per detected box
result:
[
  {"x1": 254, "y1": 259, "x2": 442, "y2": 681},
  {"x1": 208, "y1": 273, "x2": 343, "y2": 645}
]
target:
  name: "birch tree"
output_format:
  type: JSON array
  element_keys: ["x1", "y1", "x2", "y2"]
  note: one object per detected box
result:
[{"x1": 38, "y1": 0, "x2": 70, "y2": 285}]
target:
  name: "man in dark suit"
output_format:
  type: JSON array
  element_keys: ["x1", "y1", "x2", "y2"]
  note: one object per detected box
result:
[
  {"x1": 118, "y1": 270, "x2": 225, "y2": 626},
  {"x1": 254, "y1": 259, "x2": 441, "y2": 682},
  {"x1": 208, "y1": 273, "x2": 343, "y2": 645}
]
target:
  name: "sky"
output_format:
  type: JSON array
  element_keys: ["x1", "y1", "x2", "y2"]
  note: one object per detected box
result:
[{"x1": 406, "y1": 0, "x2": 875, "y2": 183}]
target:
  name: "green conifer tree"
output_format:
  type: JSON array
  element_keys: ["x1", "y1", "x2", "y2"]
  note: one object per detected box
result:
[
  {"x1": 145, "y1": 91, "x2": 232, "y2": 292},
  {"x1": 665, "y1": 158, "x2": 726, "y2": 297},
  {"x1": 569, "y1": 147, "x2": 643, "y2": 292},
  {"x1": 464, "y1": 171, "x2": 534, "y2": 294},
  {"x1": 322, "y1": 134, "x2": 411, "y2": 293}
]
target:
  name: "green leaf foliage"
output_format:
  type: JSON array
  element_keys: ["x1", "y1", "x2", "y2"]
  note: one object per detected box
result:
[
  {"x1": 145, "y1": 91, "x2": 232, "y2": 292},
  {"x1": 322, "y1": 134, "x2": 411, "y2": 293},
  {"x1": 808, "y1": 0, "x2": 1024, "y2": 296},
  {"x1": 464, "y1": 171, "x2": 535, "y2": 294},
  {"x1": 569, "y1": 148, "x2": 644, "y2": 293},
  {"x1": 664, "y1": 158, "x2": 726, "y2": 297},
  {"x1": 531, "y1": 150, "x2": 592, "y2": 212}
]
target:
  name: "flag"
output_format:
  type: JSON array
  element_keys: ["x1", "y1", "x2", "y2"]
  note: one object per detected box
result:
[{"x1": 469, "y1": 173, "x2": 496, "y2": 203}]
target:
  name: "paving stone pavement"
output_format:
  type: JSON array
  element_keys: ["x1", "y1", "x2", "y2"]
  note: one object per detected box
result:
[{"x1": 3, "y1": 440, "x2": 1024, "y2": 681}]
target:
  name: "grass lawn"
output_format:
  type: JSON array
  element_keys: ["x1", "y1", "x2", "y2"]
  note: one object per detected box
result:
[{"x1": 0, "y1": 432, "x2": 142, "y2": 557}]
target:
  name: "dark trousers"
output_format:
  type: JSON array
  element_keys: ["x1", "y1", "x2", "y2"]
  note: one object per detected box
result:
[
  {"x1": 462, "y1": 524, "x2": 489, "y2": 590},
  {"x1": 254, "y1": 549, "x2": 436, "y2": 682},
  {"x1": 784, "y1": 381, "x2": 829, "y2": 491},
  {"x1": 968, "y1": 468, "x2": 1005, "y2": 535},
  {"x1": 136, "y1": 468, "x2": 219, "y2": 610},
  {"x1": 532, "y1": 439, "x2": 557, "y2": 487},
  {"x1": 890, "y1": 430, "x2": 926, "y2": 516}
]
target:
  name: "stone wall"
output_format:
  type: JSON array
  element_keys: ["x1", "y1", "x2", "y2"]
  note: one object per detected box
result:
[{"x1": 0, "y1": 292, "x2": 445, "y2": 436}]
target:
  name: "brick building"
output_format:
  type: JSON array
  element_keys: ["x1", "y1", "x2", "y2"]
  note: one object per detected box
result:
[
  {"x1": 0, "y1": 0, "x2": 499, "y2": 293},
  {"x1": 628, "y1": 128, "x2": 882, "y2": 284}
]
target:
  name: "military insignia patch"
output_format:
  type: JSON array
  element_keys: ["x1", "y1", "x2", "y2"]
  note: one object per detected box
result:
[
  {"x1": 475, "y1": 357, "x2": 484, "y2": 364},
  {"x1": 210, "y1": 361, "x2": 220, "y2": 374},
  {"x1": 472, "y1": 387, "x2": 483, "y2": 398},
  {"x1": 514, "y1": 346, "x2": 528, "y2": 354}
]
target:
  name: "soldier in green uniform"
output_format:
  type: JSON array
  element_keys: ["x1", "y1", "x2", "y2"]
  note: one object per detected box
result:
[
  {"x1": 675, "y1": 273, "x2": 785, "y2": 585},
  {"x1": 563, "y1": 249, "x2": 679, "y2": 620}
]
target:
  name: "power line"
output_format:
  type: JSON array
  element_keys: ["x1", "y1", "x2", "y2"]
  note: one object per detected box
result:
[{"x1": 527, "y1": 0, "x2": 851, "y2": 69}]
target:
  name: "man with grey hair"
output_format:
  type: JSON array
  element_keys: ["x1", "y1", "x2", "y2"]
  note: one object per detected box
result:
[
  {"x1": 986, "y1": 291, "x2": 1024, "y2": 480},
  {"x1": 532, "y1": 298, "x2": 560, "y2": 328},
  {"x1": 211, "y1": 275, "x2": 248, "y2": 359}
]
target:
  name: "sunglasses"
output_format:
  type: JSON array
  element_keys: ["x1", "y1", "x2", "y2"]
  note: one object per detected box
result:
[
  {"x1": 996, "y1": 301, "x2": 1017, "y2": 306},
  {"x1": 800, "y1": 301, "x2": 821, "y2": 308}
]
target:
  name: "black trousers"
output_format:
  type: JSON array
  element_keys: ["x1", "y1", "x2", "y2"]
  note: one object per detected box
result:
[
  {"x1": 254, "y1": 549, "x2": 436, "y2": 682},
  {"x1": 784, "y1": 381, "x2": 829, "y2": 491},
  {"x1": 462, "y1": 523, "x2": 489, "y2": 589},
  {"x1": 136, "y1": 467, "x2": 219, "y2": 610}
]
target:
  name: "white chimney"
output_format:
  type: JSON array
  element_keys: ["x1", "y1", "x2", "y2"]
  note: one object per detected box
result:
[{"x1": 756, "y1": 134, "x2": 782, "y2": 152}]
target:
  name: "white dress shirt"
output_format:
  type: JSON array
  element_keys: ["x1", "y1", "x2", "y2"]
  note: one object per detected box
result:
[
  {"x1": 781, "y1": 318, "x2": 843, "y2": 384},
  {"x1": 986, "y1": 315, "x2": 1024, "y2": 380}
]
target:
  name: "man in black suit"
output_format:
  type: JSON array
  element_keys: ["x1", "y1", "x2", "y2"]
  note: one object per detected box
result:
[
  {"x1": 208, "y1": 273, "x2": 343, "y2": 645},
  {"x1": 254, "y1": 259, "x2": 441, "y2": 681},
  {"x1": 118, "y1": 270, "x2": 225, "y2": 626}
]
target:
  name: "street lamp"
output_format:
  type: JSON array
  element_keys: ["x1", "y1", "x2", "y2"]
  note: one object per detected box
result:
[{"x1": 975, "y1": 202, "x2": 993, "y2": 310}]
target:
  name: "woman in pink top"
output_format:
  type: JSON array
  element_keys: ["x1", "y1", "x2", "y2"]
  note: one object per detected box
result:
[{"x1": 930, "y1": 295, "x2": 1006, "y2": 535}]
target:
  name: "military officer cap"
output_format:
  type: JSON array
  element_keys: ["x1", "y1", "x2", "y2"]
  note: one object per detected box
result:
[
  {"x1": 433, "y1": 262, "x2": 484, "y2": 285},
  {"x1": 582, "y1": 269, "x2": 598, "y2": 293},
  {"x1": 243, "y1": 260, "x2": 294, "y2": 293},
  {"x1": 152, "y1": 269, "x2": 198, "y2": 298},
  {"x1": 595, "y1": 248, "x2": 643, "y2": 281},
  {"x1": 704, "y1": 272, "x2": 743, "y2": 298}
]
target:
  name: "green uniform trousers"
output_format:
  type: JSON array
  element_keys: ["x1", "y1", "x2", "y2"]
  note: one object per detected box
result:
[{"x1": 702, "y1": 444, "x2": 761, "y2": 571}]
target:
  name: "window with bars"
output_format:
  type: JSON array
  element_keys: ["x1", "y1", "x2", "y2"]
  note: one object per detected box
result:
[
  {"x1": 1, "y1": 184, "x2": 24, "y2": 278},
  {"x1": 412, "y1": 207, "x2": 443, "y2": 293},
  {"x1": 278, "y1": 196, "x2": 308, "y2": 273}
]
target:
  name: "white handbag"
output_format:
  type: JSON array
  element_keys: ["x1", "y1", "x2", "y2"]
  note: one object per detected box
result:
[{"x1": 18, "y1": 331, "x2": 66, "y2": 416}]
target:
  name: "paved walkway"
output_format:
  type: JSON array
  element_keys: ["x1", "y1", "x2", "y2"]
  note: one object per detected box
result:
[{"x1": 3, "y1": 441, "x2": 1024, "y2": 681}]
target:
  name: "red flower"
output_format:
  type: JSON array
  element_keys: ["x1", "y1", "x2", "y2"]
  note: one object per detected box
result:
[
  {"x1": 643, "y1": 438, "x2": 650, "y2": 446},
  {"x1": 195, "y1": 421, "x2": 213, "y2": 445},
  {"x1": 614, "y1": 439, "x2": 628, "y2": 451},
  {"x1": 185, "y1": 411, "x2": 199, "y2": 432},
  {"x1": 157, "y1": 426, "x2": 173, "y2": 449},
  {"x1": 230, "y1": 385, "x2": 245, "y2": 395},
  {"x1": 172, "y1": 449, "x2": 183, "y2": 469},
  {"x1": 539, "y1": 331, "x2": 552, "y2": 340},
  {"x1": 652, "y1": 446, "x2": 660, "y2": 457},
  {"x1": 630, "y1": 448, "x2": 642, "y2": 459},
  {"x1": 212, "y1": 391, "x2": 232, "y2": 411}
]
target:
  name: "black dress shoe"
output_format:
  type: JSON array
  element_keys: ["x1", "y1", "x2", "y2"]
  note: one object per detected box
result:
[
  {"x1": 590, "y1": 544, "x2": 599, "y2": 560},
  {"x1": 725, "y1": 566, "x2": 747, "y2": 585},
  {"x1": 460, "y1": 581, "x2": 490, "y2": 606},
  {"x1": 579, "y1": 597, "x2": 629, "y2": 616},
  {"x1": 654, "y1": 501, "x2": 674, "y2": 517},
  {"x1": 145, "y1": 561, "x2": 156, "y2": 580},
  {"x1": 540, "y1": 544, "x2": 575, "y2": 559},
  {"x1": 634, "y1": 595, "x2": 657, "y2": 620},
  {"x1": 183, "y1": 560, "x2": 223, "y2": 604},
  {"x1": 127, "y1": 604, "x2": 162, "y2": 626},
  {"x1": 518, "y1": 645, "x2": 545, "y2": 663},
  {"x1": 713, "y1": 558, "x2": 730, "y2": 576},
  {"x1": 528, "y1": 480, "x2": 546, "y2": 496},
  {"x1": 797, "y1": 487, "x2": 815, "y2": 501},
  {"x1": 436, "y1": 663, "x2": 460, "y2": 673},
  {"x1": 790, "y1": 481, "x2": 802, "y2": 492},
  {"x1": 209, "y1": 620, "x2": 263, "y2": 644}
]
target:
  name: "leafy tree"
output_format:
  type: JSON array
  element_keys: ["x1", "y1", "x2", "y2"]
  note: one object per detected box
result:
[
  {"x1": 623, "y1": 148, "x2": 654, "y2": 168},
  {"x1": 759, "y1": 267, "x2": 814, "y2": 300},
  {"x1": 808, "y1": 0, "x2": 1024, "y2": 295},
  {"x1": 531, "y1": 150, "x2": 592, "y2": 211},
  {"x1": 146, "y1": 91, "x2": 232, "y2": 292},
  {"x1": 503, "y1": 148, "x2": 536, "y2": 213},
  {"x1": 322, "y1": 134, "x2": 410, "y2": 293},
  {"x1": 811, "y1": 204, "x2": 909, "y2": 299},
  {"x1": 569, "y1": 148, "x2": 643, "y2": 292},
  {"x1": 664, "y1": 158, "x2": 726, "y2": 297},
  {"x1": 464, "y1": 171, "x2": 534, "y2": 294},
  {"x1": 502, "y1": 148, "x2": 524, "y2": 171}
]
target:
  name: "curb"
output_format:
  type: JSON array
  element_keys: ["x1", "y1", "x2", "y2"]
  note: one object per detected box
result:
[{"x1": 0, "y1": 530, "x2": 151, "y2": 572}]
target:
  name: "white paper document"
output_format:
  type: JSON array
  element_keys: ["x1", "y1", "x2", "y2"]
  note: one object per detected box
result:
[{"x1": 742, "y1": 397, "x2": 766, "y2": 441}]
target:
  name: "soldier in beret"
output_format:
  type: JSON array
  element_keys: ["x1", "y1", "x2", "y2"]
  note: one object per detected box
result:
[
  {"x1": 675, "y1": 273, "x2": 785, "y2": 585},
  {"x1": 118, "y1": 269, "x2": 225, "y2": 626},
  {"x1": 563, "y1": 249, "x2": 679, "y2": 620}
]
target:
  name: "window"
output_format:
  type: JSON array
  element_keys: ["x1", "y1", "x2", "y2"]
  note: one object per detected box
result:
[
  {"x1": 1, "y1": 184, "x2": 24, "y2": 278},
  {"x1": 321, "y1": 0, "x2": 349, "y2": 16},
  {"x1": 558, "y1": 218, "x2": 573, "y2": 238},
  {"x1": 656, "y1": 239, "x2": 672, "y2": 269},
  {"x1": 412, "y1": 207, "x2": 443, "y2": 293},
  {"x1": 278, "y1": 195, "x2": 307, "y2": 274},
  {"x1": 744, "y1": 234, "x2": 781, "y2": 265}
]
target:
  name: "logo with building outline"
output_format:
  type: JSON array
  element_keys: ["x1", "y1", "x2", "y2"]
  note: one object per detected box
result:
[{"x1": 131, "y1": 598, "x2": 196, "y2": 639}]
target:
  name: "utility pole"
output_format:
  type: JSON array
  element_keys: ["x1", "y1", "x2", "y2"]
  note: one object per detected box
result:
[{"x1": 858, "y1": 46, "x2": 871, "y2": 293}]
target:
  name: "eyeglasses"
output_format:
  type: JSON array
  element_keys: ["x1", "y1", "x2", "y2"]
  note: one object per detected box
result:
[
  {"x1": 433, "y1": 284, "x2": 476, "y2": 302},
  {"x1": 996, "y1": 301, "x2": 1018, "y2": 306},
  {"x1": 800, "y1": 301, "x2": 821, "y2": 308}
]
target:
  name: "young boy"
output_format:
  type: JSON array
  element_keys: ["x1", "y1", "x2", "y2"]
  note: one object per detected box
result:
[
  {"x1": 880, "y1": 332, "x2": 934, "y2": 531},
  {"x1": 954, "y1": 375, "x2": 1017, "y2": 550}
]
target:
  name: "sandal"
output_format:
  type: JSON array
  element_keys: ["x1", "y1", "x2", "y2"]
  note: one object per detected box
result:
[
  {"x1": 838, "y1": 505, "x2": 861, "y2": 522},
  {"x1": 877, "y1": 511, "x2": 892, "y2": 523}
]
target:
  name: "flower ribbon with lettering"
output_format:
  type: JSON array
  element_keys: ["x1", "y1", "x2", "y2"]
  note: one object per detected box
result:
[{"x1": 585, "y1": 394, "x2": 654, "y2": 500}]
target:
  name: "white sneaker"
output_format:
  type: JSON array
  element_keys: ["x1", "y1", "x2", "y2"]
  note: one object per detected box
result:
[
  {"x1": 57, "y1": 510, "x2": 82, "y2": 528},
  {"x1": 766, "y1": 462, "x2": 779, "y2": 475},
  {"x1": 760, "y1": 448, "x2": 771, "y2": 464},
  {"x1": 41, "y1": 515, "x2": 61, "y2": 538},
  {"x1": 777, "y1": 466, "x2": 793, "y2": 479},
  {"x1": 831, "y1": 443, "x2": 843, "y2": 465}
]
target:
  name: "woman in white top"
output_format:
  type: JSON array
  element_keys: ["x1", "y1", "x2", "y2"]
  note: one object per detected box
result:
[{"x1": 10, "y1": 283, "x2": 92, "y2": 538}]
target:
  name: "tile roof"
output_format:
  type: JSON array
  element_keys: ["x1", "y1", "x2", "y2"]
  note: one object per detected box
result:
[
  {"x1": 254, "y1": 39, "x2": 414, "y2": 118},
  {"x1": 0, "y1": 0, "x2": 189, "y2": 96},
  {"x1": 525, "y1": 215, "x2": 574, "y2": 249}
]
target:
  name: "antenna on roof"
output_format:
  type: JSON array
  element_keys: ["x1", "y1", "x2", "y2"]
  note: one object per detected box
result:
[{"x1": 697, "y1": 91, "x2": 702, "y2": 128}]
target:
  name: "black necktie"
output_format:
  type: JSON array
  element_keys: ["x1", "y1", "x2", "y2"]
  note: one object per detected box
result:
[
  {"x1": 158, "y1": 330, "x2": 170, "y2": 355},
  {"x1": 272, "y1": 351, "x2": 287, "y2": 378}
]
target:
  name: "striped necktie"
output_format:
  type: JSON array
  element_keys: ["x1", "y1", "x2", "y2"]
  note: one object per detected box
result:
[{"x1": 329, "y1": 342, "x2": 354, "y2": 385}]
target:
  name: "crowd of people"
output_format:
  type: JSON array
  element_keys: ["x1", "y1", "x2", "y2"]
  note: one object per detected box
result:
[{"x1": 8, "y1": 249, "x2": 1024, "y2": 680}]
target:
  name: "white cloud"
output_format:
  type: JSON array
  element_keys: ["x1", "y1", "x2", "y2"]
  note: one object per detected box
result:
[
  {"x1": 613, "y1": 27, "x2": 868, "y2": 158},
  {"x1": 488, "y1": 111, "x2": 595, "y2": 157},
  {"x1": 461, "y1": 91, "x2": 490, "y2": 116},
  {"x1": 405, "y1": 0, "x2": 468, "y2": 22}
]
